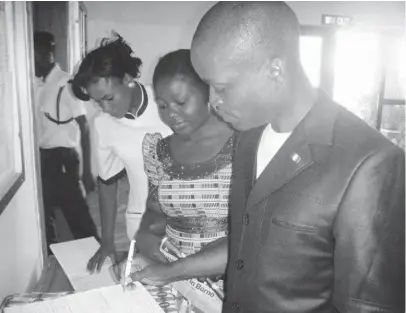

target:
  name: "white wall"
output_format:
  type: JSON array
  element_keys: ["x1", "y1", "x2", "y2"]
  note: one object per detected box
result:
[
  {"x1": 0, "y1": 3, "x2": 44, "y2": 301},
  {"x1": 84, "y1": 1, "x2": 405, "y2": 84}
]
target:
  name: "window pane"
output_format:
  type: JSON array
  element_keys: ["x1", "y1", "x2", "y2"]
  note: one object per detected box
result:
[
  {"x1": 300, "y1": 36, "x2": 322, "y2": 88},
  {"x1": 380, "y1": 105, "x2": 405, "y2": 150},
  {"x1": 333, "y1": 31, "x2": 380, "y2": 128},
  {"x1": 384, "y1": 38, "x2": 405, "y2": 100}
]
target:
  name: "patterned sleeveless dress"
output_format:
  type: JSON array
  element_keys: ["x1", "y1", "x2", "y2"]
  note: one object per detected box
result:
[{"x1": 142, "y1": 132, "x2": 234, "y2": 312}]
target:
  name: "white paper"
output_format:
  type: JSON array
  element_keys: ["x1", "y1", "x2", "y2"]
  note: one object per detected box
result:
[
  {"x1": 50, "y1": 237, "x2": 116, "y2": 292},
  {"x1": 4, "y1": 283, "x2": 164, "y2": 313}
]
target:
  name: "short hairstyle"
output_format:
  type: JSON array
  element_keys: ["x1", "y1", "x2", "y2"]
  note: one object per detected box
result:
[
  {"x1": 71, "y1": 32, "x2": 142, "y2": 101},
  {"x1": 153, "y1": 49, "x2": 207, "y2": 89},
  {"x1": 193, "y1": 2, "x2": 301, "y2": 68},
  {"x1": 34, "y1": 31, "x2": 55, "y2": 52}
]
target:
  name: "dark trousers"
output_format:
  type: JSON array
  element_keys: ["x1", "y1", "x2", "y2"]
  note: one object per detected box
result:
[{"x1": 40, "y1": 147, "x2": 99, "y2": 251}]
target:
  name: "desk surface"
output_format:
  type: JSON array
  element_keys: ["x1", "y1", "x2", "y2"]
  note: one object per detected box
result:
[
  {"x1": 34, "y1": 256, "x2": 74, "y2": 293},
  {"x1": 34, "y1": 252, "x2": 127, "y2": 293}
]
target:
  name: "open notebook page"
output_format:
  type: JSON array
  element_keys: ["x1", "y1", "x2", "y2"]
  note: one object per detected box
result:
[
  {"x1": 4, "y1": 283, "x2": 164, "y2": 313},
  {"x1": 50, "y1": 237, "x2": 117, "y2": 292}
]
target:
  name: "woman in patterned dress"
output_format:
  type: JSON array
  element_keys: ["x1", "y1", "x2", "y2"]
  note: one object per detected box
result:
[{"x1": 123, "y1": 49, "x2": 234, "y2": 312}]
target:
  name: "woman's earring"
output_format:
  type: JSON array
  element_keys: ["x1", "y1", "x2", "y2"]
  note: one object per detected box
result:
[
  {"x1": 80, "y1": 86, "x2": 88, "y2": 95},
  {"x1": 128, "y1": 80, "x2": 136, "y2": 88}
]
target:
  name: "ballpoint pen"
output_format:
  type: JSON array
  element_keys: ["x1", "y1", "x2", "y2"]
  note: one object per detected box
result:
[
  {"x1": 161, "y1": 237, "x2": 225, "y2": 301},
  {"x1": 123, "y1": 239, "x2": 136, "y2": 291}
]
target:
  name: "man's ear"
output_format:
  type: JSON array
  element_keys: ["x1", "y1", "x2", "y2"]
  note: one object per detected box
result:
[{"x1": 268, "y1": 58, "x2": 284, "y2": 80}]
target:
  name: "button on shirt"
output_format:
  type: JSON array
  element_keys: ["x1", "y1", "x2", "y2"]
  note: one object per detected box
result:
[
  {"x1": 236, "y1": 259, "x2": 244, "y2": 270},
  {"x1": 243, "y1": 213, "x2": 250, "y2": 225},
  {"x1": 34, "y1": 64, "x2": 86, "y2": 149}
]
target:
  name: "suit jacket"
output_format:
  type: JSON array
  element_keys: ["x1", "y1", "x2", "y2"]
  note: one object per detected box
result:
[{"x1": 223, "y1": 91, "x2": 405, "y2": 313}]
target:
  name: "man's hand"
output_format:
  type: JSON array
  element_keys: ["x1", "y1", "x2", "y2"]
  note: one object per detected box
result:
[
  {"x1": 82, "y1": 170, "x2": 96, "y2": 194},
  {"x1": 197, "y1": 275, "x2": 223, "y2": 283},
  {"x1": 87, "y1": 243, "x2": 117, "y2": 273},
  {"x1": 115, "y1": 253, "x2": 170, "y2": 289},
  {"x1": 116, "y1": 253, "x2": 154, "y2": 279},
  {"x1": 128, "y1": 260, "x2": 175, "y2": 287}
]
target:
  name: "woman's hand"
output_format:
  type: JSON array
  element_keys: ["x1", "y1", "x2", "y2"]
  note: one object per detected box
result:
[{"x1": 87, "y1": 243, "x2": 117, "y2": 273}]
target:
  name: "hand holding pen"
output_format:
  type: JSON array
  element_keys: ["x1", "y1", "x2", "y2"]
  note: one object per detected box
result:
[{"x1": 161, "y1": 237, "x2": 225, "y2": 301}]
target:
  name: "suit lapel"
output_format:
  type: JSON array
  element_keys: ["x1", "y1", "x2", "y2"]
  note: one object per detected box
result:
[
  {"x1": 245, "y1": 90, "x2": 339, "y2": 210},
  {"x1": 246, "y1": 123, "x2": 314, "y2": 209},
  {"x1": 232, "y1": 126, "x2": 265, "y2": 204}
]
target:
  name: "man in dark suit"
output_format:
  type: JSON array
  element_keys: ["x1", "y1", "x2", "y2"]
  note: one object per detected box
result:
[{"x1": 191, "y1": 2, "x2": 405, "y2": 312}]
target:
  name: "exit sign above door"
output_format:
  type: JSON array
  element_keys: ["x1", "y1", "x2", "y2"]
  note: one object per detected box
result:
[{"x1": 322, "y1": 14, "x2": 352, "y2": 27}]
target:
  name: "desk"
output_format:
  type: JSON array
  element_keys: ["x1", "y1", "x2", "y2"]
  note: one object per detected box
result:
[
  {"x1": 33, "y1": 252, "x2": 127, "y2": 293},
  {"x1": 33, "y1": 256, "x2": 74, "y2": 293},
  {"x1": 0, "y1": 252, "x2": 127, "y2": 311}
]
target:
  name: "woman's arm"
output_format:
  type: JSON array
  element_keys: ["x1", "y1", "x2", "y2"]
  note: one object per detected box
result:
[
  {"x1": 75, "y1": 115, "x2": 95, "y2": 193},
  {"x1": 135, "y1": 184, "x2": 168, "y2": 263},
  {"x1": 99, "y1": 181, "x2": 119, "y2": 247},
  {"x1": 87, "y1": 180, "x2": 119, "y2": 272}
]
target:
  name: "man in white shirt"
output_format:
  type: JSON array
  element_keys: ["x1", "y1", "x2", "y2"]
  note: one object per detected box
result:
[{"x1": 34, "y1": 32, "x2": 99, "y2": 253}]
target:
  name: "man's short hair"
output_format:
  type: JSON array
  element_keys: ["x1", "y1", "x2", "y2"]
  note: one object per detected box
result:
[{"x1": 34, "y1": 31, "x2": 56, "y2": 51}]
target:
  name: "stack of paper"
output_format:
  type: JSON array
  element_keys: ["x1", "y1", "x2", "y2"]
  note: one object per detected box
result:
[
  {"x1": 4, "y1": 283, "x2": 164, "y2": 313},
  {"x1": 4, "y1": 237, "x2": 164, "y2": 313},
  {"x1": 49, "y1": 237, "x2": 116, "y2": 291}
]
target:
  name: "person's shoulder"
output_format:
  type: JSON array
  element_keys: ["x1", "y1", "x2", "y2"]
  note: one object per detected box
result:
[
  {"x1": 54, "y1": 65, "x2": 71, "y2": 83},
  {"x1": 59, "y1": 70, "x2": 71, "y2": 81},
  {"x1": 312, "y1": 98, "x2": 405, "y2": 178},
  {"x1": 143, "y1": 132, "x2": 164, "y2": 149},
  {"x1": 333, "y1": 103, "x2": 397, "y2": 154},
  {"x1": 94, "y1": 112, "x2": 114, "y2": 132},
  {"x1": 142, "y1": 132, "x2": 165, "y2": 162}
]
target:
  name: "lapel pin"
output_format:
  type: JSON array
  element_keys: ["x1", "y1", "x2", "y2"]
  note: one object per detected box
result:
[{"x1": 291, "y1": 153, "x2": 301, "y2": 164}]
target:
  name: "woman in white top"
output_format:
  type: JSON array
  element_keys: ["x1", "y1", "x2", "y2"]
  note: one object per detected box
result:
[{"x1": 71, "y1": 33, "x2": 172, "y2": 272}]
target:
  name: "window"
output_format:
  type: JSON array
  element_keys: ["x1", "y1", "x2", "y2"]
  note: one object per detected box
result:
[
  {"x1": 300, "y1": 35, "x2": 323, "y2": 88},
  {"x1": 0, "y1": 2, "x2": 25, "y2": 213},
  {"x1": 333, "y1": 30, "x2": 381, "y2": 128}
]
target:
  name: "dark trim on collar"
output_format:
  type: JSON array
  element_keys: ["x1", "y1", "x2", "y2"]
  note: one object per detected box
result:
[
  {"x1": 136, "y1": 83, "x2": 148, "y2": 118},
  {"x1": 124, "y1": 83, "x2": 149, "y2": 120}
]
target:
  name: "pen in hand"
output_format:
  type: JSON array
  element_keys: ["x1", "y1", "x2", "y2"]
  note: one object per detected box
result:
[
  {"x1": 161, "y1": 237, "x2": 225, "y2": 301},
  {"x1": 122, "y1": 239, "x2": 136, "y2": 291}
]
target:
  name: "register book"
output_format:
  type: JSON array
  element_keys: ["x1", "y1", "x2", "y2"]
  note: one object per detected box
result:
[{"x1": 4, "y1": 237, "x2": 164, "y2": 313}]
